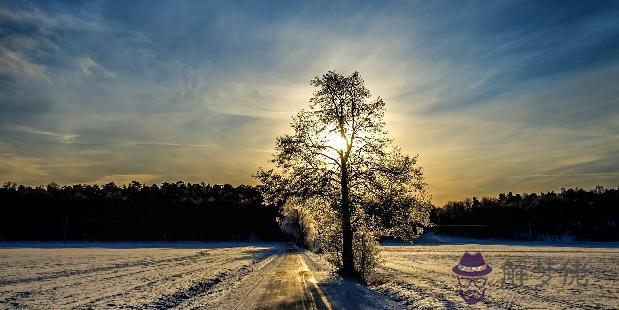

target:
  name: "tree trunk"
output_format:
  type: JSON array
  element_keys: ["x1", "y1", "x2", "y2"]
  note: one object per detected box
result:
[
  {"x1": 298, "y1": 212, "x2": 305, "y2": 248},
  {"x1": 340, "y1": 162, "x2": 355, "y2": 277}
]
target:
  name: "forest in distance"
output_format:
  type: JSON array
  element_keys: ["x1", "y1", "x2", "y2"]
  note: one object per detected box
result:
[
  {"x1": 431, "y1": 186, "x2": 618, "y2": 241},
  {"x1": 0, "y1": 181, "x2": 617, "y2": 242},
  {"x1": 0, "y1": 181, "x2": 283, "y2": 241}
]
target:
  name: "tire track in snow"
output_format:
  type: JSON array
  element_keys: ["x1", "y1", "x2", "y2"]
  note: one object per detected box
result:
[
  {"x1": 213, "y1": 254, "x2": 283, "y2": 310},
  {"x1": 0, "y1": 251, "x2": 216, "y2": 307},
  {"x1": 55, "y1": 252, "x2": 221, "y2": 307},
  {"x1": 146, "y1": 253, "x2": 281, "y2": 309},
  {"x1": 0, "y1": 250, "x2": 211, "y2": 286},
  {"x1": 78, "y1": 255, "x2": 245, "y2": 308}
]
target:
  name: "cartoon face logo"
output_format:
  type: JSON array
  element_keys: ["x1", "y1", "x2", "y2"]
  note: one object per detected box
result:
[{"x1": 452, "y1": 252, "x2": 492, "y2": 305}]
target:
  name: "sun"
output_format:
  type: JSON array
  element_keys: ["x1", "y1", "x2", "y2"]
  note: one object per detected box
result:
[{"x1": 324, "y1": 131, "x2": 348, "y2": 153}]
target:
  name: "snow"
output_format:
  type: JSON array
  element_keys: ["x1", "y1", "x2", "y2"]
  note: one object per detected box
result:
[
  {"x1": 2, "y1": 241, "x2": 617, "y2": 309},
  {"x1": 373, "y1": 244, "x2": 619, "y2": 309},
  {"x1": 303, "y1": 250, "x2": 405, "y2": 309},
  {"x1": 0, "y1": 242, "x2": 283, "y2": 309},
  {"x1": 410, "y1": 232, "x2": 619, "y2": 247}
]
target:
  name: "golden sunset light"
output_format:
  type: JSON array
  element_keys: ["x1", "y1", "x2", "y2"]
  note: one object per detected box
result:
[{"x1": 1, "y1": 1, "x2": 618, "y2": 309}]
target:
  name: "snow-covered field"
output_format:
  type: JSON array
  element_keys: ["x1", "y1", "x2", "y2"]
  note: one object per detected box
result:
[
  {"x1": 2, "y1": 242, "x2": 618, "y2": 309},
  {"x1": 374, "y1": 244, "x2": 619, "y2": 309},
  {"x1": 0, "y1": 242, "x2": 283, "y2": 309}
]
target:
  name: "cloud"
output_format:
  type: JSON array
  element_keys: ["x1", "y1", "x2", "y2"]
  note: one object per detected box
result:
[
  {"x1": 0, "y1": 46, "x2": 46, "y2": 78},
  {"x1": 104, "y1": 140, "x2": 214, "y2": 148},
  {"x1": 10, "y1": 125, "x2": 78, "y2": 143},
  {"x1": 0, "y1": 153, "x2": 47, "y2": 184},
  {"x1": 76, "y1": 57, "x2": 116, "y2": 78},
  {"x1": 0, "y1": 6, "x2": 105, "y2": 32},
  {"x1": 0, "y1": 1, "x2": 617, "y2": 204},
  {"x1": 91, "y1": 174, "x2": 161, "y2": 186}
]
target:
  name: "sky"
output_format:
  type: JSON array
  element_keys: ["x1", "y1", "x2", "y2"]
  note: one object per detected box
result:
[{"x1": 1, "y1": 0, "x2": 618, "y2": 205}]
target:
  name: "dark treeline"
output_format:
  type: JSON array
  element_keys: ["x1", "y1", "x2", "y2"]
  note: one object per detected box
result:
[
  {"x1": 0, "y1": 181, "x2": 284, "y2": 241},
  {"x1": 431, "y1": 186, "x2": 618, "y2": 241},
  {"x1": 3, "y1": 182, "x2": 618, "y2": 242}
]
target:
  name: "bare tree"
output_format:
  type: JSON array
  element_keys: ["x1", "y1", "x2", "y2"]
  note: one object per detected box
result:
[{"x1": 256, "y1": 71, "x2": 431, "y2": 279}]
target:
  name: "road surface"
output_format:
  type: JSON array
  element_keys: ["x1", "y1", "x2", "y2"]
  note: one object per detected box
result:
[{"x1": 215, "y1": 249, "x2": 332, "y2": 310}]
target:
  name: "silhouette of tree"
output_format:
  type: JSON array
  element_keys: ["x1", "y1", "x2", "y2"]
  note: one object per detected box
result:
[{"x1": 256, "y1": 71, "x2": 431, "y2": 279}]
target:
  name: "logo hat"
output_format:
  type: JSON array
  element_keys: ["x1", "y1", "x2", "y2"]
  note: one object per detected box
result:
[{"x1": 452, "y1": 252, "x2": 492, "y2": 277}]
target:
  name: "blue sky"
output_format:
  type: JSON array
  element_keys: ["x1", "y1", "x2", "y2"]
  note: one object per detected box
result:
[{"x1": 1, "y1": 0, "x2": 618, "y2": 204}]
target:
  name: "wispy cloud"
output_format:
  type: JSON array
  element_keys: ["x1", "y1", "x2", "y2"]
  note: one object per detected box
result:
[
  {"x1": 77, "y1": 57, "x2": 116, "y2": 78},
  {"x1": 66, "y1": 139, "x2": 217, "y2": 148},
  {"x1": 8, "y1": 125, "x2": 78, "y2": 143},
  {"x1": 0, "y1": 6, "x2": 105, "y2": 32},
  {"x1": 0, "y1": 1, "x2": 617, "y2": 203},
  {"x1": 0, "y1": 46, "x2": 46, "y2": 78},
  {"x1": 91, "y1": 174, "x2": 161, "y2": 185}
]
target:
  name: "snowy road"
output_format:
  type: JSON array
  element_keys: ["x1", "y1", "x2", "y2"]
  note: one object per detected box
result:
[
  {"x1": 0, "y1": 243, "x2": 400, "y2": 309},
  {"x1": 215, "y1": 249, "x2": 332, "y2": 309}
]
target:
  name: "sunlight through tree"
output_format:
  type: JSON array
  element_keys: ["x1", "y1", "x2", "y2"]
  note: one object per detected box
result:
[{"x1": 256, "y1": 71, "x2": 432, "y2": 280}]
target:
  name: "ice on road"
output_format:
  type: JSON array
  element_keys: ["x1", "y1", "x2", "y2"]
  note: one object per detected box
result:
[{"x1": 214, "y1": 250, "x2": 332, "y2": 309}]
